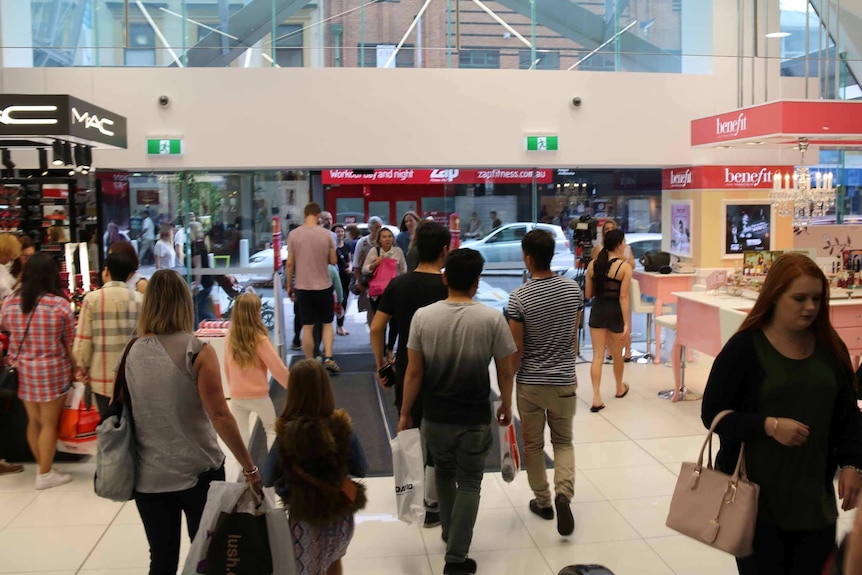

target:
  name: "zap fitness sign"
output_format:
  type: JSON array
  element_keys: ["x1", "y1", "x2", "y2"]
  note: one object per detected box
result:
[{"x1": 322, "y1": 169, "x2": 553, "y2": 185}]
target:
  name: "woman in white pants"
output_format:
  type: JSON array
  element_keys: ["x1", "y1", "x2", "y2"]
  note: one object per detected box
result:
[{"x1": 224, "y1": 293, "x2": 289, "y2": 448}]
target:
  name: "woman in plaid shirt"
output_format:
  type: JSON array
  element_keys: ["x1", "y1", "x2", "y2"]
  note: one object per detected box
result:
[{"x1": 0, "y1": 253, "x2": 77, "y2": 490}]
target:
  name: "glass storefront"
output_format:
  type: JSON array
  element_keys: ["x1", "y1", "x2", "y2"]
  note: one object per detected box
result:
[{"x1": 10, "y1": 0, "x2": 712, "y2": 73}]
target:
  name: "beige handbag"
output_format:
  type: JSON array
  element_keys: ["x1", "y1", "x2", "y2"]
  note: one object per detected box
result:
[{"x1": 665, "y1": 410, "x2": 760, "y2": 557}]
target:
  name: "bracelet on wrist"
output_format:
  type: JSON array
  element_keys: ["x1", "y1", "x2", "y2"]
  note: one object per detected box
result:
[
  {"x1": 840, "y1": 465, "x2": 862, "y2": 476},
  {"x1": 242, "y1": 465, "x2": 259, "y2": 476}
]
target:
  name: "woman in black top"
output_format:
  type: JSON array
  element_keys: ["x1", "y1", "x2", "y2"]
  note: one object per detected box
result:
[
  {"x1": 333, "y1": 224, "x2": 352, "y2": 336},
  {"x1": 585, "y1": 229, "x2": 632, "y2": 412},
  {"x1": 190, "y1": 222, "x2": 215, "y2": 330},
  {"x1": 702, "y1": 252, "x2": 862, "y2": 575}
]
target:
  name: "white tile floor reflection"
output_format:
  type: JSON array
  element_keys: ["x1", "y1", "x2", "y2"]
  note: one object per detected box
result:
[{"x1": 0, "y1": 355, "x2": 854, "y2": 575}]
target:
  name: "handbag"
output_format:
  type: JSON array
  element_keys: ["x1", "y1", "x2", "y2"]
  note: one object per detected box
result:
[
  {"x1": 640, "y1": 250, "x2": 671, "y2": 272},
  {"x1": 665, "y1": 410, "x2": 759, "y2": 557},
  {"x1": 94, "y1": 338, "x2": 139, "y2": 502},
  {"x1": 368, "y1": 256, "x2": 398, "y2": 297},
  {"x1": 57, "y1": 382, "x2": 100, "y2": 454},
  {"x1": 361, "y1": 247, "x2": 381, "y2": 287},
  {"x1": 0, "y1": 298, "x2": 41, "y2": 399}
]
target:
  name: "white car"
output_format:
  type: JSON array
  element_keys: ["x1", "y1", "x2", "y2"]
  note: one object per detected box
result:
[
  {"x1": 238, "y1": 245, "x2": 289, "y2": 284},
  {"x1": 461, "y1": 222, "x2": 570, "y2": 270}
]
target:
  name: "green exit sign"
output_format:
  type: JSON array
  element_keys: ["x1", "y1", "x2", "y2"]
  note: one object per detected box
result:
[
  {"x1": 525, "y1": 135, "x2": 558, "y2": 151},
  {"x1": 147, "y1": 138, "x2": 183, "y2": 155}
]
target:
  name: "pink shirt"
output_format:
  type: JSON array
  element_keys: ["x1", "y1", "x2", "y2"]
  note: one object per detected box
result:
[
  {"x1": 224, "y1": 336, "x2": 289, "y2": 399},
  {"x1": 288, "y1": 225, "x2": 335, "y2": 290}
]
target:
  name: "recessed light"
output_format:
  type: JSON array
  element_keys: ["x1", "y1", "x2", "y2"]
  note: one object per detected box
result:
[
  {"x1": 765, "y1": 32, "x2": 791, "y2": 38},
  {"x1": 745, "y1": 141, "x2": 764, "y2": 145},
  {"x1": 716, "y1": 145, "x2": 732, "y2": 149}
]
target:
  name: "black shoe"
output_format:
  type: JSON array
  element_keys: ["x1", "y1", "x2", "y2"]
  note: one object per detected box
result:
[
  {"x1": 290, "y1": 341, "x2": 301, "y2": 350},
  {"x1": 555, "y1": 493, "x2": 575, "y2": 536},
  {"x1": 441, "y1": 530, "x2": 448, "y2": 543},
  {"x1": 529, "y1": 499, "x2": 554, "y2": 520},
  {"x1": 443, "y1": 557, "x2": 477, "y2": 574},
  {"x1": 423, "y1": 510, "x2": 441, "y2": 528}
]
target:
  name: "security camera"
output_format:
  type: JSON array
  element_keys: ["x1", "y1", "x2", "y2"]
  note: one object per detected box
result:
[
  {"x1": 572, "y1": 97, "x2": 582, "y2": 108},
  {"x1": 158, "y1": 95, "x2": 170, "y2": 108}
]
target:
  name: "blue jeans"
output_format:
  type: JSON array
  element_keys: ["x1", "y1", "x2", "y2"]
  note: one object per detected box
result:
[
  {"x1": 194, "y1": 284, "x2": 215, "y2": 330},
  {"x1": 424, "y1": 420, "x2": 492, "y2": 565}
]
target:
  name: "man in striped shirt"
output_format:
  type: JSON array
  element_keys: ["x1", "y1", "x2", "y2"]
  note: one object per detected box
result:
[
  {"x1": 507, "y1": 229, "x2": 584, "y2": 536},
  {"x1": 73, "y1": 251, "x2": 143, "y2": 415}
]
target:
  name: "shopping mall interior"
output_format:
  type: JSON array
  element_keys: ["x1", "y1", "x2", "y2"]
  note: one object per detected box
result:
[{"x1": 0, "y1": 0, "x2": 861, "y2": 574}]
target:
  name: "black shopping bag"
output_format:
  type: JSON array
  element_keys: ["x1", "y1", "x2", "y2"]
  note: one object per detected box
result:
[{"x1": 205, "y1": 510, "x2": 273, "y2": 575}]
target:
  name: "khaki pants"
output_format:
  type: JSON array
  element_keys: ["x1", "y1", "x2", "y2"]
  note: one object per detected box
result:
[{"x1": 517, "y1": 383, "x2": 577, "y2": 507}]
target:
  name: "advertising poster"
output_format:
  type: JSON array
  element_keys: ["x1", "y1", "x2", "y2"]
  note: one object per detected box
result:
[
  {"x1": 669, "y1": 201, "x2": 692, "y2": 258},
  {"x1": 723, "y1": 201, "x2": 772, "y2": 257}
]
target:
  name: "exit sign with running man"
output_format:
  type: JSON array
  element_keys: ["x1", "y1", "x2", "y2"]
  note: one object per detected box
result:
[
  {"x1": 525, "y1": 135, "x2": 559, "y2": 151},
  {"x1": 147, "y1": 138, "x2": 183, "y2": 155}
]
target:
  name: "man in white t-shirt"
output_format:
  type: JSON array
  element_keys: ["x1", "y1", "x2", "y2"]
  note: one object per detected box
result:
[{"x1": 139, "y1": 210, "x2": 156, "y2": 265}]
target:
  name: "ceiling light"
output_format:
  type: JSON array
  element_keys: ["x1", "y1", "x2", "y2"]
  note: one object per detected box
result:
[
  {"x1": 745, "y1": 141, "x2": 764, "y2": 145},
  {"x1": 38, "y1": 148, "x2": 48, "y2": 175},
  {"x1": 52, "y1": 140, "x2": 64, "y2": 165},
  {"x1": 770, "y1": 138, "x2": 835, "y2": 228},
  {"x1": 62, "y1": 141, "x2": 73, "y2": 166},
  {"x1": 716, "y1": 145, "x2": 732, "y2": 149},
  {"x1": 82, "y1": 146, "x2": 93, "y2": 170},
  {"x1": 765, "y1": 32, "x2": 791, "y2": 38},
  {"x1": 74, "y1": 144, "x2": 84, "y2": 167}
]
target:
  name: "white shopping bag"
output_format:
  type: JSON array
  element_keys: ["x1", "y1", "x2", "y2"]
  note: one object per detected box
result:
[
  {"x1": 494, "y1": 400, "x2": 520, "y2": 483},
  {"x1": 390, "y1": 428, "x2": 425, "y2": 524},
  {"x1": 181, "y1": 481, "x2": 296, "y2": 575}
]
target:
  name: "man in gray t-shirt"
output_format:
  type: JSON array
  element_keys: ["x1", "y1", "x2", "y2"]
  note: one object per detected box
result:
[{"x1": 400, "y1": 248, "x2": 516, "y2": 575}]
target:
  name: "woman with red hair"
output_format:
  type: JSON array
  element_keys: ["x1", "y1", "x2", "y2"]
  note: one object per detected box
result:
[{"x1": 702, "y1": 252, "x2": 862, "y2": 574}]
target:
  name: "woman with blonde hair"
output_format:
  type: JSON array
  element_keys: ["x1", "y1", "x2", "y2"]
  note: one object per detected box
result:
[
  {"x1": 225, "y1": 292, "x2": 289, "y2": 449},
  {"x1": 0, "y1": 232, "x2": 21, "y2": 300},
  {"x1": 124, "y1": 270, "x2": 260, "y2": 575}
]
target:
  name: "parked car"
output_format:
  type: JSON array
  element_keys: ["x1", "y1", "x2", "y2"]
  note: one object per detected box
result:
[
  {"x1": 237, "y1": 245, "x2": 288, "y2": 284},
  {"x1": 461, "y1": 222, "x2": 570, "y2": 270}
]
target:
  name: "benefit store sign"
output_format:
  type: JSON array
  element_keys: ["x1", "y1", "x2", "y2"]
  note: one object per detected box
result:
[{"x1": 0, "y1": 94, "x2": 127, "y2": 149}]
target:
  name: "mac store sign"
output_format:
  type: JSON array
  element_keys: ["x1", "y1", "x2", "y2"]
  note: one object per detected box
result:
[{"x1": 0, "y1": 94, "x2": 127, "y2": 149}]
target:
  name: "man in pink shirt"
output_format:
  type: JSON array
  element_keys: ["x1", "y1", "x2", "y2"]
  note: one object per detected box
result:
[{"x1": 286, "y1": 202, "x2": 339, "y2": 371}]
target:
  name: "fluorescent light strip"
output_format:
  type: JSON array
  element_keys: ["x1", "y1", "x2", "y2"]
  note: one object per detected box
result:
[
  {"x1": 135, "y1": 1, "x2": 184, "y2": 67},
  {"x1": 569, "y1": 19, "x2": 638, "y2": 70},
  {"x1": 158, "y1": 7, "x2": 240, "y2": 41}
]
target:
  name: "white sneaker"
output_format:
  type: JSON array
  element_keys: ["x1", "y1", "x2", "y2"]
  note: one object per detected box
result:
[{"x1": 35, "y1": 470, "x2": 72, "y2": 490}]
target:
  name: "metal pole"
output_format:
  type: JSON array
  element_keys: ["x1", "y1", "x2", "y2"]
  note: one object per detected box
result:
[
  {"x1": 531, "y1": 169, "x2": 538, "y2": 224},
  {"x1": 417, "y1": 12, "x2": 423, "y2": 68},
  {"x1": 568, "y1": 19, "x2": 636, "y2": 70},
  {"x1": 456, "y1": 0, "x2": 461, "y2": 52},
  {"x1": 360, "y1": 0, "x2": 365, "y2": 67},
  {"x1": 447, "y1": 0, "x2": 452, "y2": 67},
  {"x1": 737, "y1": 0, "x2": 743, "y2": 107},
  {"x1": 834, "y1": 0, "x2": 840, "y2": 99},
  {"x1": 764, "y1": 0, "x2": 769, "y2": 102},
  {"x1": 384, "y1": 0, "x2": 433, "y2": 68},
  {"x1": 804, "y1": 0, "x2": 810, "y2": 98},
  {"x1": 530, "y1": 0, "x2": 536, "y2": 68},
  {"x1": 751, "y1": 0, "x2": 756, "y2": 105},
  {"x1": 271, "y1": 0, "x2": 277, "y2": 66},
  {"x1": 124, "y1": 0, "x2": 129, "y2": 48}
]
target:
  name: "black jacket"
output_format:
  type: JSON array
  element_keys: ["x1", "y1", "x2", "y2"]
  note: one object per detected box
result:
[{"x1": 701, "y1": 330, "x2": 862, "y2": 482}]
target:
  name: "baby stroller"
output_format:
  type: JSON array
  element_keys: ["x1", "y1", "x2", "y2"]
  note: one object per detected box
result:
[{"x1": 216, "y1": 275, "x2": 276, "y2": 330}]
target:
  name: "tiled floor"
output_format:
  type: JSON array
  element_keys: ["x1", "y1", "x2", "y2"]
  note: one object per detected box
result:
[{"x1": 0, "y1": 321, "x2": 855, "y2": 574}]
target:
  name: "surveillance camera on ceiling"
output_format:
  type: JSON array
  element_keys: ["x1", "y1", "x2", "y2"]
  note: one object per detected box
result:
[
  {"x1": 158, "y1": 95, "x2": 170, "y2": 108},
  {"x1": 572, "y1": 97, "x2": 582, "y2": 107}
]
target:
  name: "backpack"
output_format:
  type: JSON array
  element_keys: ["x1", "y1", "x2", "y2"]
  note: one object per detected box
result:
[{"x1": 639, "y1": 251, "x2": 671, "y2": 272}]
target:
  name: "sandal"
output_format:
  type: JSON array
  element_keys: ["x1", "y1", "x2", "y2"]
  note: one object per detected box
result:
[
  {"x1": 615, "y1": 383, "x2": 630, "y2": 399},
  {"x1": 590, "y1": 404, "x2": 606, "y2": 413}
]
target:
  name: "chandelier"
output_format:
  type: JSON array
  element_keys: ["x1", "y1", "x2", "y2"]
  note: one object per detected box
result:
[{"x1": 769, "y1": 138, "x2": 836, "y2": 227}]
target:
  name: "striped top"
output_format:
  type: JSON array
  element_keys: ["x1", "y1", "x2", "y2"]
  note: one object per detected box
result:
[
  {"x1": 73, "y1": 281, "x2": 142, "y2": 397},
  {"x1": 507, "y1": 275, "x2": 584, "y2": 386}
]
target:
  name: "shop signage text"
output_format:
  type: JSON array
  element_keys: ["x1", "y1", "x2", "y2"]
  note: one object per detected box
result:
[
  {"x1": 715, "y1": 113, "x2": 747, "y2": 138},
  {"x1": 662, "y1": 166, "x2": 791, "y2": 190},
  {"x1": 322, "y1": 169, "x2": 553, "y2": 185},
  {"x1": 72, "y1": 107, "x2": 115, "y2": 137},
  {"x1": 0, "y1": 105, "x2": 59, "y2": 126}
]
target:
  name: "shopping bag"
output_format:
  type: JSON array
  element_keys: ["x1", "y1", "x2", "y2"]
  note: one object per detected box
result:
[
  {"x1": 368, "y1": 257, "x2": 398, "y2": 297},
  {"x1": 494, "y1": 400, "x2": 520, "y2": 483},
  {"x1": 183, "y1": 482, "x2": 297, "y2": 575},
  {"x1": 390, "y1": 428, "x2": 425, "y2": 524},
  {"x1": 57, "y1": 383, "x2": 99, "y2": 454}
]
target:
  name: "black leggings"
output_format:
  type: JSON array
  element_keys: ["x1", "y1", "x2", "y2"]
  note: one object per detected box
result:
[
  {"x1": 134, "y1": 466, "x2": 226, "y2": 575},
  {"x1": 735, "y1": 520, "x2": 836, "y2": 575},
  {"x1": 337, "y1": 273, "x2": 350, "y2": 327}
]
